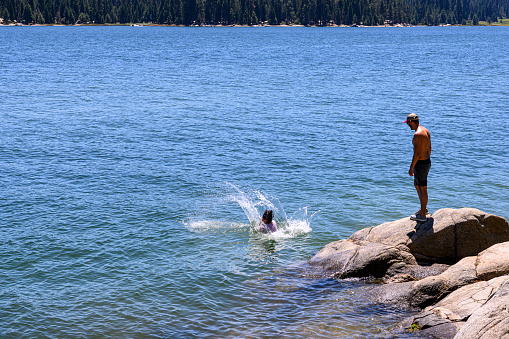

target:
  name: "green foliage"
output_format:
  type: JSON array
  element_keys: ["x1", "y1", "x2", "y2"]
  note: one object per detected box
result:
[
  {"x1": 23, "y1": 3, "x2": 32, "y2": 23},
  {"x1": 473, "y1": 13, "x2": 479, "y2": 25},
  {"x1": 409, "y1": 323, "x2": 420, "y2": 332},
  {"x1": 2, "y1": 8, "x2": 9, "y2": 21},
  {"x1": 0, "y1": 0, "x2": 506, "y2": 25},
  {"x1": 78, "y1": 12, "x2": 90, "y2": 23}
]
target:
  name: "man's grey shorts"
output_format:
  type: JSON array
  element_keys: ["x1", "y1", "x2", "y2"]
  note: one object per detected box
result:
[{"x1": 414, "y1": 159, "x2": 431, "y2": 187}]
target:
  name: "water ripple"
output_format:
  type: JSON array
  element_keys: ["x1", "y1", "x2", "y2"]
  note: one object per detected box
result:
[{"x1": 1, "y1": 26, "x2": 508, "y2": 338}]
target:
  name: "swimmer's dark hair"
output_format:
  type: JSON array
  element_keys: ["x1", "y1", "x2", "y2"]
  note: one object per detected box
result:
[{"x1": 263, "y1": 210, "x2": 273, "y2": 223}]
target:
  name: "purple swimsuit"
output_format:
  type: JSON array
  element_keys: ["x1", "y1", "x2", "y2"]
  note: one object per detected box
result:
[{"x1": 257, "y1": 220, "x2": 277, "y2": 233}]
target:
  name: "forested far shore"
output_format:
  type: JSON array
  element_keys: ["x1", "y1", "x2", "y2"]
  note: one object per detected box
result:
[{"x1": 1, "y1": 0, "x2": 507, "y2": 27}]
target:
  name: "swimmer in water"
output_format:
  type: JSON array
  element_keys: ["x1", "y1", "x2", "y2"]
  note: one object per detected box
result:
[{"x1": 258, "y1": 210, "x2": 277, "y2": 233}]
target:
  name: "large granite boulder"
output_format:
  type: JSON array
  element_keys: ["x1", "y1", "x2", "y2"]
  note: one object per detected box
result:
[
  {"x1": 310, "y1": 208, "x2": 509, "y2": 279},
  {"x1": 476, "y1": 242, "x2": 509, "y2": 281},
  {"x1": 311, "y1": 208, "x2": 509, "y2": 338},
  {"x1": 349, "y1": 208, "x2": 509, "y2": 263},
  {"x1": 426, "y1": 275, "x2": 509, "y2": 323},
  {"x1": 397, "y1": 310, "x2": 462, "y2": 339},
  {"x1": 454, "y1": 277, "x2": 509, "y2": 338},
  {"x1": 308, "y1": 239, "x2": 416, "y2": 278},
  {"x1": 373, "y1": 241, "x2": 509, "y2": 308},
  {"x1": 396, "y1": 275, "x2": 509, "y2": 338}
]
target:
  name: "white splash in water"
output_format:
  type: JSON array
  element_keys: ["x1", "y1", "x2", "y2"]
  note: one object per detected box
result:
[
  {"x1": 184, "y1": 183, "x2": 317, "y2": 238},
  {"x1": 225, "y1": 183, "x2": 313, "y2": 238},
  {"x1": 185, "y1": 220, "x2": 246, "y2": 231}
]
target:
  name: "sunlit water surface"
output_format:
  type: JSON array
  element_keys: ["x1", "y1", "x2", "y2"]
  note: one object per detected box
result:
[{"x1": 1, "y1": 26, "x2": 508, "y2": 338}]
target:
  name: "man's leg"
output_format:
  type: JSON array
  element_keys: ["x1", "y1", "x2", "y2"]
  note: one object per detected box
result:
[
  {"x1": 414, "y1": 185, "x2": 423, "y2": 214},
  {"x1": 416, "y1": 185, "x2": 428, "y2": 217}
]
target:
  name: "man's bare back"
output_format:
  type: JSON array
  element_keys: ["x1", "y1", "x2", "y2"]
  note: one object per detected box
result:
[{"x1": 412, "y1": 125, "x2": 431, "y2": 161}]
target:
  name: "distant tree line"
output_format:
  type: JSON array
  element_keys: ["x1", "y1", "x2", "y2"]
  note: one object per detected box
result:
[{"x1": 0, "y1": 0, "x2": 507, "y2": 26}]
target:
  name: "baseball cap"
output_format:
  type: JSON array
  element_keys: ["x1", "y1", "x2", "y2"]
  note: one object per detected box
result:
[{"x1": 404, "y1": 113, "x2": 419, "y2": 123}]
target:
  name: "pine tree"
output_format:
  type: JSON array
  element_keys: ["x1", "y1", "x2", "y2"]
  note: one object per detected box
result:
[
  {"x1": 472, "y1": 13, "x2": 479, "y2": 24},
  {"x1": 22, "y1": 3, "x2": 32, "y2": 22},
  {"x1": 2, "y1": 7, "x2": 10, "y2": 21}
]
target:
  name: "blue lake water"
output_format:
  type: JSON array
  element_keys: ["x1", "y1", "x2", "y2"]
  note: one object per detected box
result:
[{"x1": 1, "y1": 26, "x2": 508, "y2": 338}]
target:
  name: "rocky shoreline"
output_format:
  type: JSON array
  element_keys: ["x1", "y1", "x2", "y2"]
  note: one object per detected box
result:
[{"x1": 309, "y1": 208, "x2": 509, "y2": 338}]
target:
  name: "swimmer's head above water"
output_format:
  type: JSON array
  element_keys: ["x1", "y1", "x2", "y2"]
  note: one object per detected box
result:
[{"x1": 262, "y1": 210, "x2": 273, "y2": 224}]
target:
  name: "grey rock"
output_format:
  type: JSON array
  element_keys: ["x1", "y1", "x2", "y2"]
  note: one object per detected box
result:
[
  {"x1": 384, "y1": 262, "x2": 450, "y2": 281},
  {"x1": 393, "y1": 279, "x2": 494, "y2": 338},
  {"x1": 409, "y1": 276, "x2": 449, "y2": 308},
  {"x1": 409, "y1": 208, "x2": 509, "y2": 262},
  {"x1": 384, "y1": 273, "x2": 417, "y2": 284},
  {"x1": 309, "y1": 208, "x2": 509, "y2": 338},
  {"x1": 411, "y1": 310, "x2": 462, "y2": 339},
  {"x1": 372, "y1": 243, "x2": 509, "y2": 309},
  {"x1": 375, "y1": 276, "x2": 443, "y2": 308},
  {"x1": 373, "y1": 275, "x2": 453, "y2": 309},
  {"x1": 348, "y1": 217, "x2": 414, "y2": 247},
  {"x1": 308, "y1": 239, "x2": 359, "y2": 272},
  {"x1": 411, "y1": 246, "x2": 509, "y2": 304},
  {"x1": 308, "y1": 239, "x2": 417, "y2": 278},
  {"x1": 425, "y1": 275, "x2": 509, "y2": 322},
  {"x1": 476, "y1": 242, "x2": 509, "y2": 281},
  {"x1": 310, "y1": 208, "x2": 508, "y2": 281},
  {"x1": 438, "y1": 256, "x2": 478, "y2": 290},
  {"x1": 368, "y1": 280, "x2": 415, "y2": 305},
  {"x1": 348, "y1": 208, "x2": 509, "y2": 263},
  {"x1": 454, "y1": 277, "x2": 509, "y2": 339},
  {"x1": 391, "y1": 275, "x2": 509, "y2": 339}
]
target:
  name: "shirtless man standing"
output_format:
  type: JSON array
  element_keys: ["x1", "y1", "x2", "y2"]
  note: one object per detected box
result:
[{"x1": 405, "y1": 113, "x2": 431, "y2": 222}]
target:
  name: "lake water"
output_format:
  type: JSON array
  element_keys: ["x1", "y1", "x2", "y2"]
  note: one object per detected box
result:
[{"x1": 1, "y1": 26, "x2": 508, "y2": 338}]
